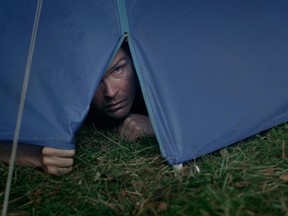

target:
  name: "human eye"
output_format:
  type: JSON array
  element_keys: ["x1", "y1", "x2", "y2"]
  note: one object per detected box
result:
[
  {"x1": 114, "y1": 65, "x2": 124, "y2": 73},
  {"x1": 111, "y1": 63, "x2": 126, "y2": 77}
]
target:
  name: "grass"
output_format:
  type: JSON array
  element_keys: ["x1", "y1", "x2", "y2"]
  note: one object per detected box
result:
[{"x1": 1, "y1": 123, "x2": 288, "y2": 216}]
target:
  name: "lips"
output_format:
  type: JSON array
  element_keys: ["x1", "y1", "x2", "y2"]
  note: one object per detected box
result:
[{"x1": 105, "y1": 99, "x2": 127, "y2": 112}]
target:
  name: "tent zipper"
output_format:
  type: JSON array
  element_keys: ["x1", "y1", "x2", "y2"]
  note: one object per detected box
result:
[{"x1": 115, "y1": 0, "x2": 168, "y2": 161}]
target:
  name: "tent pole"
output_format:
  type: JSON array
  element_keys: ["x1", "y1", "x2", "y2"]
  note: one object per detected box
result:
[{"x1": 1, "y1": 0, "x2": 43, "y2": 215}]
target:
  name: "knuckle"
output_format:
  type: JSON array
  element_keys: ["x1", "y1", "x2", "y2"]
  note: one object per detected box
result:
[
  {"x1": 134, "y1": 126, "x2": 142, "y2": 132},
  {"x1": 67, "y1": 158, "x2": 74, "y2": 166},
  {"x1": 124, "y1": 117, "x2": 133, "y2": 125},
  {"x1": 45, "y1": 166, "x2": 73, "y2": 176},
  {"x1": 42, "y1": 147, "x2": 51, "y2": 155},
  {"x1": 45, "y1": 166, "x2": 58, "y2": 175},
  {"x1": 67, "y1": 150, "x2": 75, "y2": 157},
  {"x1": 42, "y1": 156, "x2": 50, "y2": 166}
]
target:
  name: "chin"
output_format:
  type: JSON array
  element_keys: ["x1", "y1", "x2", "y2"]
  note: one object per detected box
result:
[{"x1": 107, "y1": 109, "x2": 129, "y2": 119}]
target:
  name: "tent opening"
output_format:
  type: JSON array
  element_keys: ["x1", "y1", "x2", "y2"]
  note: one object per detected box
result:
[{"x1": 84, "y1": 40, "x2": 153, "y2": 142}]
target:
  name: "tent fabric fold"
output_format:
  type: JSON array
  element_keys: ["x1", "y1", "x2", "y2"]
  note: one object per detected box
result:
[{"x1": 1, "y1": 0, "x2": 288, "y2": 165}]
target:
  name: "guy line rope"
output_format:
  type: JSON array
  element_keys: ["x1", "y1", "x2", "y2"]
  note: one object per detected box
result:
[{"x1": 1, "y1": 0, "x2": 43, "y2": 215}]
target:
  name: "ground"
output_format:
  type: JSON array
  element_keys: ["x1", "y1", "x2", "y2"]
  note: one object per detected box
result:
[{"x1": 1, "y1": 123, "x2": 288, "y2": 215}]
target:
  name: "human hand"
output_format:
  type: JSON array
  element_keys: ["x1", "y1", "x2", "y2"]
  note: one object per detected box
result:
[
  {"x1": 42, "y1": 147, "x2": 75, "y2": 176},
  {"x1": 118, "y1": 114, "x2": 154, "y2": 142}
]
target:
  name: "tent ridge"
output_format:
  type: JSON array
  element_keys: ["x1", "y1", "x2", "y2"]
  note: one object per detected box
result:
[{"x1": 115, "y1": 0, "x2": 130, "y2": 36}]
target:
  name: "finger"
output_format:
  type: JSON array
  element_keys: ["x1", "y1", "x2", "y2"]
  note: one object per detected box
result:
[
  {"x1": 42, "y1": 147, "x2": 75, "y2": 158},
  {"x1": 42, "y1": 156, "x2": 74, "y2": 168},
  {"x1": 44, "y1": 165, "x2": 73, "y2": 176},
  {"x1": 126, "y1": 126, "x2": 142, "y2": 142},
  {"x1": 119, "y1": 117, "x2": 133, "y2": 137},
  {"x1": 127, "y1": 132, "x2": 139, "y2": 142},
  {"x1": 120, "y1": 116, "x2": 146, "y2": 141}
]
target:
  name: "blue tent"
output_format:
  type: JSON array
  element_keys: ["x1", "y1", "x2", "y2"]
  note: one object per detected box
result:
[{"x1": 1, "y1": 0, "x2": 288, "y2": 165}]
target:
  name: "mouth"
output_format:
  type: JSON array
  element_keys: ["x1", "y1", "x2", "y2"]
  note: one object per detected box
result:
[{"x1": 105, "y1": 99, "x2": 127, "y2": 112}]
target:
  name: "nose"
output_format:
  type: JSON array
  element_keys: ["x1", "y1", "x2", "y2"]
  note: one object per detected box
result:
[{"x1": 103, "y1": 80, "x2": 119, "y2": 98}]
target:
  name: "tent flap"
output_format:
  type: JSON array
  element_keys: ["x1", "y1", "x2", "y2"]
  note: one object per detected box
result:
[{"x1": 1, "y1": 0, "x2": 288, "y2": 165}]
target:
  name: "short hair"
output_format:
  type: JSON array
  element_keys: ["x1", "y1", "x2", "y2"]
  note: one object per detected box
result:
[{"x1": 121, "y1": 41, "x2": 132, "y2": 59}]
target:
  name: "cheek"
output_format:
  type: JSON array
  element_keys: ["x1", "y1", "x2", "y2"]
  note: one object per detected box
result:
[
  {"x1": 123, "y1": 69, "x2": 137, "y2": 96},
  {"x1": 120, "y1": 80, "x2": 132, "y2": 94}
]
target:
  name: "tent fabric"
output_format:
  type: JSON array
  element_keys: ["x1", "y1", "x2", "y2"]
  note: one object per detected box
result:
[
  {"x1": 126, "y1": 0, "x2": 288, "y2": 164},
  {"x1": 0, "y1": 0, "x2": 121, "y2": 149},
  {"x1": 1, "y1": 0, "x2": 288, "y2": 165}
]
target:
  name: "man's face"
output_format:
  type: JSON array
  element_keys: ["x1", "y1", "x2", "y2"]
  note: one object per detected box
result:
[{"x1": 92, "y1": 48, "x2": 137, "y2": 119}]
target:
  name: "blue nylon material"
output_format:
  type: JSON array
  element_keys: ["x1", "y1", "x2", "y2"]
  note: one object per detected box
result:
[
  {"x1": 126, "y1": 0, "x2": 288, "y2": 164},
  {"x1": 0, "y1": 0, "x2": 288, "y2": 165},
  {"x1": 116, "y1": 0, "x2": 130, "y2": 33},
  {"x1": 0, "y1": 0, "x2": 120, "y2": 149}
]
